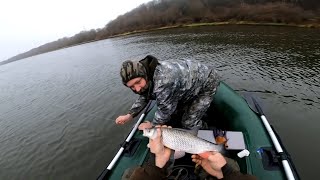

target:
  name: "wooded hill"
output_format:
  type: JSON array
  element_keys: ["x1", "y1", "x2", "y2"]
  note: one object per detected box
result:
[{"x1": 2, "y1": 0, "x2": 319, "y2": 65}]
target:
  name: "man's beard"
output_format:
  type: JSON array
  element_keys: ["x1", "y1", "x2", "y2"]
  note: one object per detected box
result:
[{"x1": 133, "y1": 82, "x2": 149, "y2": 95}]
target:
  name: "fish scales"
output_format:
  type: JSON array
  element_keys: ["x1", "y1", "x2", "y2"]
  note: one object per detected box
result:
[{"x1": 143, "y1": 127, "x2": 222, "y2": 154}]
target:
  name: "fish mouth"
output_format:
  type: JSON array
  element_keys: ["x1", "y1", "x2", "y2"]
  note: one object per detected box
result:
[
  {"x1": 142, "y1": 130, "x2": 147, "y2": 136},
  {"x1": 142, "y1": 128, "x2": 151, "y2": 137}
]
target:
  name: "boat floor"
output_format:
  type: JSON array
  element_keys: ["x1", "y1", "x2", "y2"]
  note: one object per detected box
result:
[{"x1": 142, "y1": 149, "x2": 242, "y2": 180}]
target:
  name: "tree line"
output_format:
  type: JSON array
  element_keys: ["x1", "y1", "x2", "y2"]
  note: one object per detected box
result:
[{"x1": 2, "y1": 0, "x2": 319, "y2": 65}]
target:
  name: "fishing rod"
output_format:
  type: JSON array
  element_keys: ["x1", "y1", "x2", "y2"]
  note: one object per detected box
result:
[
  {"x1": 251, "y1": 98, "x2": 298, "y2": 180},
  {"x1": 96, "y1": 100, "x2": 155, "y2": 180}
]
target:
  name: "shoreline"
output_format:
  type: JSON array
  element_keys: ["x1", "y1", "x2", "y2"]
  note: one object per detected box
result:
[
  {"x1": 2, "y1": 21, "x2": 319, "y2": 65},
  {"x1": 109, "y1": 21, "x2": 320, "y2": 38}
]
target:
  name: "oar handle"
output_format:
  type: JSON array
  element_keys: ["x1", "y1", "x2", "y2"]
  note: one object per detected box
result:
[
  {"x1": 97, "y1": 101, "x2": 154, "y2": 180},
  {"x1": 254, "y1": 98, "x2": 296, "y2": 179},
  {"x1": 260, "y1": 115, "x2": 283, "y2": 153},
  {"x1": 260, "y1": 115, "x2": 295, "y2": 180},
  {"x1": 245, "y1": 95, "x2": 299, "y2": 179},
  {"x1": 126, "y1": 111, "x2": 146, "y2": 142},
  {"x1": 282, "y1": 160, "x2": 295, "y2": 180},
  {"x1": 103, "y1": 112, "x2": 146, "y2": 173}
]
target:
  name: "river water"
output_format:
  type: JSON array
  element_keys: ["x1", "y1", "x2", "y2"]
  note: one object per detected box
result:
[{"x1": 0, "y1": 25, "x2": 319, "y2": 179}]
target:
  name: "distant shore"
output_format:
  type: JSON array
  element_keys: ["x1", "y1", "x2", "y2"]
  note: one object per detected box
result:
[
  {"x1": 110, "y1": 21, "x2": 320, "y2": 38},
  {"x1": 2, "y1": 21, "x2": 319, "y2": 66}
]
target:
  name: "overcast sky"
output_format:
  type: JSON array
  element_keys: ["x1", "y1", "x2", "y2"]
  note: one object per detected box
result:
[{"x1": 0, "y1": 0, "x2": 152, "y2": 62}]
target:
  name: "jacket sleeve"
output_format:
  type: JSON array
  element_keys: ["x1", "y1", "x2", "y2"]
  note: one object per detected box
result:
[
  {"x1": 152, "y1": 81, "x2": 179, "y2": 125},
  {"x1": 128, "y1": 95, "x2": 148, "y2": 118}
]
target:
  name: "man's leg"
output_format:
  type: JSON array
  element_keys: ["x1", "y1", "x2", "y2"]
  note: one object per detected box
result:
[{"x1": 181, "y1": 72, "x2": 220, "y2": 129}]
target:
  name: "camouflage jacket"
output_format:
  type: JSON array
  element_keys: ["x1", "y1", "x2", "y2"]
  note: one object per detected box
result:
[{"x1": 128, "y1": 59, "x2": 220, "y2": 129}]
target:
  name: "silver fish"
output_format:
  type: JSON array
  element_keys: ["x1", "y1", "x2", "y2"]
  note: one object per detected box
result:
[{"x1": 143, "y1": 127, "x2": 223, "y2": 154}]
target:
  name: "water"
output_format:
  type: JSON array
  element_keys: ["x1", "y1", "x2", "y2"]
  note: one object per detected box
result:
[{"x1": 0, "y1": 25, "x2": 319, "y2": 179}]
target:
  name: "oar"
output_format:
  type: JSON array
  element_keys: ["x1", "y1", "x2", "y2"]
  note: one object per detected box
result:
[
  {"x1": 97, "y1": 100, "x2": 155, "y2": 180},
  {"x1": 243, "y1": 93, "x2": 299, "y2": 180}
]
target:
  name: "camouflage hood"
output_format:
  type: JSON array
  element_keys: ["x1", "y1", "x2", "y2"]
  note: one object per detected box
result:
[
  {"x1": 120, "y1": 60, "x2": 147, "y2": 85},
  {"x1": 120, "y1": 55, "x2": 159, "y2": 85}
]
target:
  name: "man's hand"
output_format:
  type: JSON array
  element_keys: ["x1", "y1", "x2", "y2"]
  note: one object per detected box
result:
[
  {"x1": 191, "y1": 152, "x2": 227, "y2": 179},
  {"x1": 138, "y1": 121, "x2": 153, "y2": 130},
  {"x1": 115, "y1": 114, "x2": 133, "y2": 125},
  {"x1": 148, "y1": 125, "x2": 172, "y2": 168}
]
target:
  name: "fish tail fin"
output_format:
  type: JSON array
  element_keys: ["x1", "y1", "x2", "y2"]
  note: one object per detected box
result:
[{"x1": 215, "y1": 136, "x2": 229, "y2": 149}]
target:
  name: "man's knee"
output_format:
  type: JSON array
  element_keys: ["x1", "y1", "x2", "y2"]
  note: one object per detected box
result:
[{"x1": 122, "y1": 165, "x2": 165, "y2": 180}]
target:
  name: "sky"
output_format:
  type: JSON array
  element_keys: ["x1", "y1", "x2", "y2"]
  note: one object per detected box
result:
[{"x1": 0, "y1": 0, "x2": 152, "y2": 62}]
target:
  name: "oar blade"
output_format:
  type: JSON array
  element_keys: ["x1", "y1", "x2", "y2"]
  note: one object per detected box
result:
[{"x1": 241, "y1": 92, "x2": 264, "y2": 115}]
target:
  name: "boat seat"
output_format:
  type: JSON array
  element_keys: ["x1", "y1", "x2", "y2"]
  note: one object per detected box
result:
[{"x1": 197, "y1": 130, "x2": 246, "y2": 150}]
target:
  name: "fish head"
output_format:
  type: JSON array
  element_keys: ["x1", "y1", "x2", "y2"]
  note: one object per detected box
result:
[{"x1": 142, "y1": 128, "x2": 157, "y2": 139}]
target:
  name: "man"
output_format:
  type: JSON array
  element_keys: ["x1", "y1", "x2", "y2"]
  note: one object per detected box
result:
[{"x1": 115, "y1": 55, "x2": 220, "y2": 129}]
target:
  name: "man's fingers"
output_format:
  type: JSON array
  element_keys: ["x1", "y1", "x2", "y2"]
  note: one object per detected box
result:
[
  {"x1": 139, "y1": 122, "x2": 153, "y2": 130},
  {"x1": 138, "y1": 123, "x2": 148, "y2": 130},
  {"x1": 192, "y1": 158, "x2": 201, "y2": 165},
  {"x1": 155, "y1": 128, "x2": 162, "y2": 140},
  {"x1": 116, "y1": 120, "x2": 122, "y2": 124},
  {"x1": 191, "y1": 154, "x2": 198, "y2": 159}
]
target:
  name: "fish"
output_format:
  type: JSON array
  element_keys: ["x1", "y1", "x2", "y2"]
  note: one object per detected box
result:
[{"x1": 143, "y1": 127, "x2": 223, "y2": 154}]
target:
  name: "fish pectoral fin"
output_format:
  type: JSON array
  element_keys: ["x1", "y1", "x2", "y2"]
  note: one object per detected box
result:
[
  {"x1": 173, "y1": 151, "x2": 186, "y2": 159},
  {"x1": 198, "y1": 151, "x2": 211, "y2": 159}
]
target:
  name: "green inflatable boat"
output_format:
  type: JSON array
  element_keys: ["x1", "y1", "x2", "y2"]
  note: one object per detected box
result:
[{"x1": 97, "y1": 82, "x2": 300, "y2": 180}]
